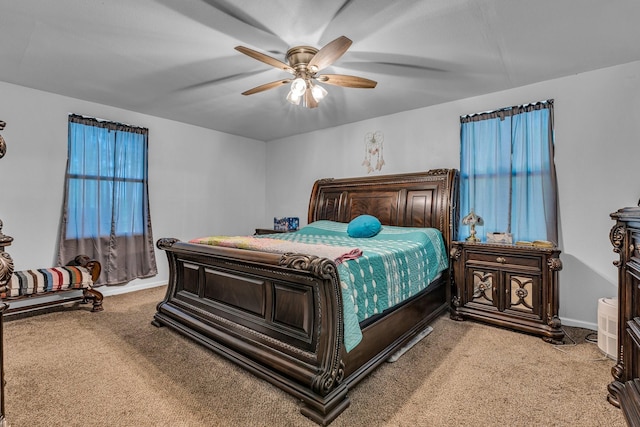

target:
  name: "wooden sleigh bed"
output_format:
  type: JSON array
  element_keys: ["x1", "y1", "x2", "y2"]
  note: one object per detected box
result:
[{"x1": 152, "y1": 169, "x2": 459, "y2": 425}]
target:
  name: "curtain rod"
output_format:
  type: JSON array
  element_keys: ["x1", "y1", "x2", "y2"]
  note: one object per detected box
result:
[
  {"x1": 68, "y1": 114, "x2": 148, "y2": 134},
  {"x1": 460, "y1": 99, "x2": 553, "y2": 120}
]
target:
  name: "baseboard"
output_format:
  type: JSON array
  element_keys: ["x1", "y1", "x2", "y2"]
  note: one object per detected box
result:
[
  {"x1": 561, "y1": 317, "x2": 597, "y2": 332},
  {"x1": 99, "y1": 280, "x2": 166, "y2": 297}
]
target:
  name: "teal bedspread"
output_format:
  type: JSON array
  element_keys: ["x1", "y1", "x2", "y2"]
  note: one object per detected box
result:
[{"x1": 258, "y1": 220, "x2": 448, "y2": 352}]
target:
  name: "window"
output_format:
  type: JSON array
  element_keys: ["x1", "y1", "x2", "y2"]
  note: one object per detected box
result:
[
  {"x1": 459, "y1": 100, "x2": 558, "y2": 244},
  {"x1": 57, "y1": 114, "x2": 157, "y2": 285}
]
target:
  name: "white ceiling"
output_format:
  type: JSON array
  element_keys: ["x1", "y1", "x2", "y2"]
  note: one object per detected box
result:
[{"x1": 1, "y1": 0, "x2": 639, "y2": 141}]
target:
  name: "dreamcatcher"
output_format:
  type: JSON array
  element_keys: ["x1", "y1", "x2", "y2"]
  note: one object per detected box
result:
[
  {"x1": 362, "y1": 131, "x2": 384, "y2": 173},
  {"x1": 0, "y1": 121, "x2": 6, "y2": 159}
]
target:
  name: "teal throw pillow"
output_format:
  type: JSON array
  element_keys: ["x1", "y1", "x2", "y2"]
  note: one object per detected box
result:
[{"x1": 347, "y1": 215, "x2": 382, "y2": 238}]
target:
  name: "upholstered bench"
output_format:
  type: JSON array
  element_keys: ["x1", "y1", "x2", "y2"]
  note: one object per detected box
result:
[{"x1": 1, "y1": 255, "x2": 103, "y2": 317}]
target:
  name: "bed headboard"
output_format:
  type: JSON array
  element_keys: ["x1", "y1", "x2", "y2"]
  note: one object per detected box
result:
[{"x1": 308, "y1": 169, "x2": 460, "y2": 248}]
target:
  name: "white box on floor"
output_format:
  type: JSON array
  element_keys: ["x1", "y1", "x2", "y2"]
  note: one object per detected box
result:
[{"x1": 598, "y1": 297, "x2": 618, "y2": 360}]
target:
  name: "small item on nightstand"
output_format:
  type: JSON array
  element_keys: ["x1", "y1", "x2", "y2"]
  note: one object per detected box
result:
[
  {"x1": 462, "y1": 209, "x2": 483, "y2": 242},
  {"x1": 486, "y1": 232, "x2": 512, "y2": 244},
  {"x1": 287, "y1": 217, "x2": 299, "y2": 231},
  {"x1": 274, "y1": 217, "x2": 299, "y2": 231},
  {"x1": 532, "y1": 240, "x2": 554, "y2": 248},
  {"x1": 516, "y1": 240, "x2": 554, "y2": 248}
]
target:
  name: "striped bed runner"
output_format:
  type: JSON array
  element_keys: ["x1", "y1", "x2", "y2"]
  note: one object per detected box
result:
[{"x1": 3, "y1": 266, "x2": 93, "y2": 298}]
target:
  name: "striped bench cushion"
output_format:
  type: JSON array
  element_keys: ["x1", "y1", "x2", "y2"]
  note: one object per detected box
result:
[{"x1": 4, "y1": 266, "x2": 93, "y2": 298}]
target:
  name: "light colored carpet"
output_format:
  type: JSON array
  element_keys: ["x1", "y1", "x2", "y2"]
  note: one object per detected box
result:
[{"x1": 1, "y1": 286, "x2": 626, "y2": 427}]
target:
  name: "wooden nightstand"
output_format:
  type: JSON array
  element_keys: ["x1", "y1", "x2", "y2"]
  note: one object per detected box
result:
[{"x1": 449, "y1": 241, "x2": 563, "y2": 343}]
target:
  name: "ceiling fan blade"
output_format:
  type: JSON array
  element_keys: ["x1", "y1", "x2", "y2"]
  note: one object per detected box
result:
[
  {"x1": 304, "y1": 89, "x2": 319, "y2": 108},
  {"x1": 235, "y1": 46, "x2": 295, "y2": 75},
  {"x1": 242, "y1": 79, "x2": 292, "y2": 95},
  {"x1": 156, "y1": 0, "x2": 289, "y2": 53},
  {"x1": 308, "y1": 36, "x2": 352, "y2": 72},
  {"x1": 317, "y1": 74, "x2": 377, "y2": 88},
  {"x1": 317, "y1": 2, "x2": 421, "y2": 48},
  {"x1": 338, "y1": 52, "x2": 450, "y2": 76},
  {"x1": 179, "y1": 70, "x2": 267, "y2": 92}
]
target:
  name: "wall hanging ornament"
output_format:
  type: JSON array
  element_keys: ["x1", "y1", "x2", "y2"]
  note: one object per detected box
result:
[
  {"x1": 362, "y1": 131, "x2": 384, "y2": 173},
  {"x1": 0, "y1": 121, "x2": 6, "y2": 159}
]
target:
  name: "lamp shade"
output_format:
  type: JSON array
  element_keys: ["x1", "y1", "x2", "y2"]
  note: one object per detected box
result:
[
  {"x1": 290, "y1": 78, "x2": 306, "y2": 97},
  {"x1": 286, "y1": 90, "x2": 302, "y2": 105},
  {"x1": 310, "y1": 82, "x2": 328, "y2": 101},
  {"x1": 462, "y1": 210, "x2": 484, "y2": 226}
]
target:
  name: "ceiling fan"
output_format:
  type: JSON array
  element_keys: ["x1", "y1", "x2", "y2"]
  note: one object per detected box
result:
[{"x1": 235, "y1": 36, "x2": 377, "y2": 108}]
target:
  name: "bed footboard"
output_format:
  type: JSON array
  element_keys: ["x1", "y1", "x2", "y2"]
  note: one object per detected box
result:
[{"x1": 153, "y1": 238, "x2": 350, "y2": 424}]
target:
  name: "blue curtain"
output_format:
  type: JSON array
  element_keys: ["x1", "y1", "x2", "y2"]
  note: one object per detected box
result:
[
  {"x1": 459, "y1": 101, "x2": 557, "y2": 244},
  {"x1": 58, "y1": 115, "x2": 157, "y2": 285}
]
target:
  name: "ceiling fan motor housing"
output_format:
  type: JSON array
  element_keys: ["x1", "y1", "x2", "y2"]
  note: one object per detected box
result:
[{"x1": 286, "y1": 46, "x2": 319, "y2": 75}]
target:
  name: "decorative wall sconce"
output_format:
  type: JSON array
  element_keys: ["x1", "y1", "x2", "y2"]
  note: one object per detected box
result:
[{"x1": 462, "y1": 209, "x2": 484, "y2": 242}]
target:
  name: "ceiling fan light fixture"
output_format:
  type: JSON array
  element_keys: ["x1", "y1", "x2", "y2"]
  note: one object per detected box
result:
[
  {"x1": 286, "y1": 90, "x2": 302, "y2": 105},
  {"x1": 310, "y1": 82, "x2": 328, "y2": 102},
  {"x1": 290, "y1": 77, "x2": 307, "y2": 97}
]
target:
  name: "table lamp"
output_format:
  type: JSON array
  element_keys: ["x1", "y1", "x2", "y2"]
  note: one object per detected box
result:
[{"x1": 462, "y1": 209, "x2": 484, "y2": 242}]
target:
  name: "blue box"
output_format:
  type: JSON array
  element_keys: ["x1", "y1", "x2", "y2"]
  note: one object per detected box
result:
[
  {"x1": 287, "y1": 217, "x2": 299, "y2": 231},
  {"x1": 274, "y1": 217, "x2": 299, "y2": 231}
]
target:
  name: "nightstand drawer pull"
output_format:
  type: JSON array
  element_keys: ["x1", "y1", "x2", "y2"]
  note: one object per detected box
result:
[{"x1": 496, "y1": 256, "x2": 506, "y2": 264}]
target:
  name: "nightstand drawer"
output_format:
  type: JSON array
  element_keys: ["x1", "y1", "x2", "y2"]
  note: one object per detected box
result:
[{"x1": 465, "y1": 250, "x2": 542, "y2": 269}]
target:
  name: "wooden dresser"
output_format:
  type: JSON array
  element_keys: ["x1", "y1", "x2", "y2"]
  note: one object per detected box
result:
[
  {"x1": 609, "y1": 206, "x2": 640, "y2": 425},
  {"x1": 449, "y1": 241, "x2": 564, "y2": 344},
  {"x1": 0, "y1": 234, "x2": 8, "y2": 426},
  {"x1": 0, "y1": 122, "x2": 9, "y2": 426}
]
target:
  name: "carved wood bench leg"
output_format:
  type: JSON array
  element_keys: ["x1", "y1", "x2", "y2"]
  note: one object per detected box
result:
[{"x1": 82, "y1": 288, "x2": 104, "y2": 312}]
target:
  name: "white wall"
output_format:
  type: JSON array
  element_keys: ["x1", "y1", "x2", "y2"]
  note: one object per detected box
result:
[
  {"x1": 265, "y1": 60, "x2": 640, "y2": 330},
  {"x1": 3, "y1": 59, "x2": 637, "y2": 328},
  {"x1": 0, "y1": 81, "x2": 266, "y2": 294}
]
